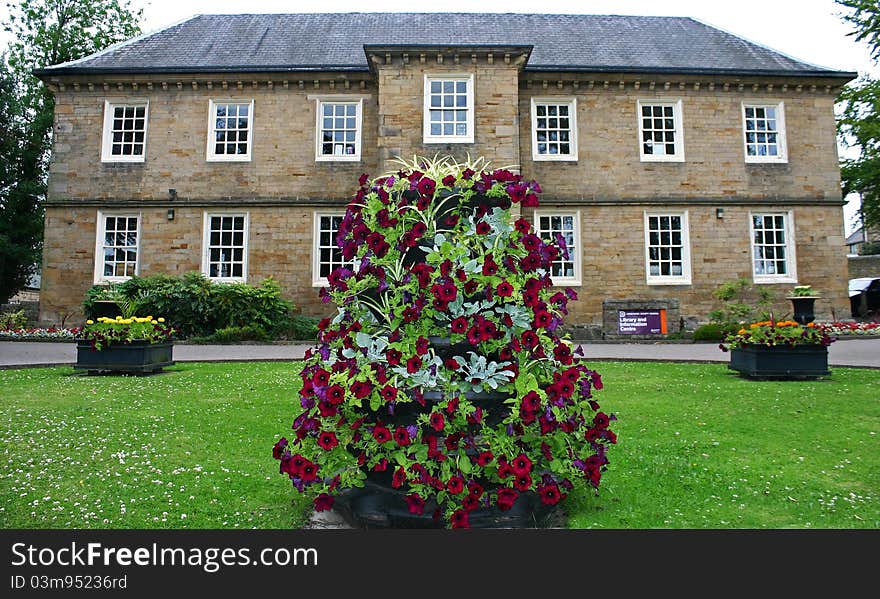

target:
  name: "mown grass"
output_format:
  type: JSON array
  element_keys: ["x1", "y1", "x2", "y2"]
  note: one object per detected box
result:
[{"x1": 0, "y1": 361, "x2": 877, "y2": 529}]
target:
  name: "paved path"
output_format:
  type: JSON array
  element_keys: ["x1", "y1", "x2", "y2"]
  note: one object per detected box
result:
[{"x1": 1, "y1": 338, "x2": 878, "y2": 369}]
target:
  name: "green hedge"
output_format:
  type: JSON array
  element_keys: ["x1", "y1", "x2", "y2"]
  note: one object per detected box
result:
[
  {"x1": 692, "y1": 322, "x2": 742, "y2": 342},
  {"x1": 83, "y1": 273, "x2": 296, "y2": 339}
]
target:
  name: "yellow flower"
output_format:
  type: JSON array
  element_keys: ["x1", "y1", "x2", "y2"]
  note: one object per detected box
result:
[
  {"x1": 115, "y1": 315, "x2": 123, "y2": 321},
  {"x1": 158, "y1": 317, "x2": 165, "y2": 323},
  {"x1": 145, "y1": 316, "x2": 153, "y2": 321},
  {"x1": 86, "y1": 319, "x2": 94, "y2": 325},
  {"x1": 122, "y1": 319, "x2": 132, "y2": 325}
]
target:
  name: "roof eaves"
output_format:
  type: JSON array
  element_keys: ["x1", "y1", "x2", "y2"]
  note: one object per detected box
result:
[{"x1": 523, "y1": 64, "x2": 858, "y2": 80}]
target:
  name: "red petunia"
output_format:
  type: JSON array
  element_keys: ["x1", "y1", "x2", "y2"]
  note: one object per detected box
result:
[
  {"x1": 300, "y1": 460, "x2": 319, "y2": 482},
  {"x1": 447, "y1": 476, "x2": 465, "y2": 495},
  {"x1": 326, "y1": 384, "x2": 346, "y2": 405},
  {"x1": 380, "y1": 385, "x2": 398, "y2": 403},
  {"x1": 482, "y1": 253, "x2": 498, "y2": 276},
  {"x1": 317, "y1": 431, "x2": 339, "y2": 451},
  {"x1": 476, "y1": 221, "x2": 491, "y2": 235},
  {"x1": 496, "y1": 487, "x2": 519, "y2": 511},
  {"x1": 467, "y1": 481, "x2": 484, "y2": 498},
  {"x1": 593, "y1": 412, "x2": 610, "y2": 430},
  {"x1": 417, "y1": 177, "x2": 436, "y2": 197},
  {"x1": 462, "y1": 495, "x2": 480, "y2": 512},
  {"x1": 451, "y1": 509, "x2": 470, "y2": 529},
  {"x1": 451, "y1": 316, "x2": 469, "y2": 334},
  {"x1": 511, "y1": 453, "x2": 532, "y2": 475},
  {"x1": 496, "y1": 281, "x2": 514, "y2": 297},
  {"x1": 372, "y1": 425, "x2": 392, "y2": 444},
  {"x1": 350, "y1": 380, "x2": 372, "y2": 399},
  {"x1": 386, "y1": 349, "x2": 402, "y2": 366},
  {"x1": 314, "y1": 493, "x2": 334, "y2": 512},
  {"x1": 538, "y1": 483, "x2": 564, "y2": 506},
  {"x1": 405, "y1": 493, "x2": 426, "y2": 515},
  {"x1": 392, "y1": 466, "x2": 407, "y2": 489},
  {"x1": 430, "y1": 412, "x2": 445, "y2": 432},
  {"x1": 406, "y1": 356, "x2": 423, "y2": 374},
  {"x1": 394, "y1": 426, "x2": 411, "y2": 447},
  {"x1": 476, "y1": 451, "x2": 494, "y2": 466},
  {"x1": 441, "y1": 175, "x2": 457, "y2": 187},
  {"x1": 312, "y1": 368, "x2": 331, "y2": 387},
  {"x1": 514, "y1": 218, "x2": 531, "y2": 234},
  {"x1": 513, "y1": 473, "x2": 532, "y2": 492}
]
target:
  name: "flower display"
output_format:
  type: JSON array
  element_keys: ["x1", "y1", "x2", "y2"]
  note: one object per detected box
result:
[
  {"x1": 0, "y1": 327, "x2": 82, "y2": 340},
  {"x1": 789, "y1": 285, "x2": 818, "y2": 297},
  {"x1": 273, "y1": 156, "x2": 616, "y2": 528},
  {"x1": 720, "y1": 319, "x2": 836, "y2": 351},
  {"x1": 80, "y1": 316, "x2": 174, "y2": 351},
  {"x1": 817, "y1": 321, "x2": 880, "y2": 336}
]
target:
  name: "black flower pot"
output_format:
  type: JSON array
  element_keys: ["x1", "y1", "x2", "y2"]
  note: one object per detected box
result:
[
  {"x1": 333, "y1": 471, "x2": 561, "y2": 529},
  {"x1": 788, "y1": 296, "x2": 818, "y2": 325},
  {"x1": 728, "y1": 344, "x2": 829, "y2": 379},
  {"x1": 74, "y1": 340, "x2": 174, "y2": 375}
]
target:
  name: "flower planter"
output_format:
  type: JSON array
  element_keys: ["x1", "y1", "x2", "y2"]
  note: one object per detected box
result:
[
  {"x1": 787, "y1": 296, "x2": 819, "y2": 325},
  {"x1": 728, "y1": 344, "x2": 830, "y2": 378},
  {"x1": 334, "y1": 472, "x2": 560, "y2": 529},
  {"x1": 75, "y1": 340, "x2": 174, "y2": 374}
]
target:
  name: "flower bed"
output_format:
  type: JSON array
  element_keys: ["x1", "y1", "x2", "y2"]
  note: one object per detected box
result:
[
  {"x1": 817, "y1": 321, "x2": 880, "y2": 337},
  {"x1": 273, "y1": 156, "x2": 616, "y2": 528},
  {"x1": 0, "y1": 327, "x2": 82, "y2": 341},
  {"x1": 80, "y1": 316, "x2": 174, "y2": 351},
  {"x1": 721, "y1": 319, "x2": 835, "y2": 379}
]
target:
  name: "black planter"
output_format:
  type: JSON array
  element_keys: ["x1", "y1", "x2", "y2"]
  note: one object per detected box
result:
[
  {"x1": 91, "y1": 300, "x2": 122, "y2": 319},
  {"x1": 75, "y1": 340, "x2": 174, "y2": 375},
  {"x1": 788, "y1": 296, "x2": 818, "y2": 325},
  {"x1": 728, "y1": 344, "x2": 830, "y2": 379},
  {"x1": 333, "y1": 475, "x2": 561, "y2": 529}
]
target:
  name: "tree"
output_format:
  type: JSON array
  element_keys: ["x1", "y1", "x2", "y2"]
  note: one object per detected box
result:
[
  {"x1": 0, "y1": 0, "x2": 142, "y2": 303},
  {"x1": 836, "y1": 0, "x2": 880, "y2": 234},
  {"x1": 0, "y1": 57, "x2": 45, "y2": 303}
]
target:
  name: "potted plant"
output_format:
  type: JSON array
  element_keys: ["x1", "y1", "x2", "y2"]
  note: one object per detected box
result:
[
  {"x1": 273, "y1": 155, "x2": 617, "y2": 528},
  {"x1": 720, "y1": 318, "x2": 836, "y2": 378},
  {"x1": 786, "y1": 285, "x2": 820, "y2": 325},
  {"x1": 75, "y1": 315, "x2": 175, "y2": 374}
]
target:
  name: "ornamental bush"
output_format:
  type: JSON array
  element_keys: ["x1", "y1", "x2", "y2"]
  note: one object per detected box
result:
[
  {"x1": 83, "y1": 273, "x2": 294, "y2": 339},
  {"x1": 273, "y1": 156, "x2": 616, "y2": 528}
]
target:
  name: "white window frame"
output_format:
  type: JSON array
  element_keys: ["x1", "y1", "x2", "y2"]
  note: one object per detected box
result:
[
  {"x1": 312, "y1": 96, "x2": 364, "y2": 162},
  {"x1": 202, "y1": 211, "x2": 249, "y2": 283},
  {"x1": 100, "y1": 100, "x2": 149, "y2": 163},
  {"x1": 531, "y1": 97, "x2": 578, "y2": 161},
  {"x1": 643, "y1": 211, "x2": 692, "y2": 286},
  {"x1": 312, "y1": 211, "x2": 354, "y2": 287},
  {"x1": 94, "y1": 211, "x2": 141, "y2": 284},
  {"x1": 423, "y1": 74, "x2": 475, "y2": 144},
  {"x1": 637, "y1": 99, "x2": 685, "y2": 163},
  {"x1": 749, "y1": 211, "x2": 798, "y2": 284},
  {"x1": 742, "y1": 101, "x2": 788, "y2": 164},
  {"x1": 206, "y1": 99, "x2": 254, "y2": 162},
  {"x1": 533, "y1": 210, "x2": 581, "y2": 286}
]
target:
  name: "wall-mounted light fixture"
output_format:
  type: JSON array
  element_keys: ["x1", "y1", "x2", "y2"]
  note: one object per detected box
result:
[
  {"x1": 167, "y1": 208, "x2": 175, "y2": 221},
  {"x1": 716, "y1": 207, "x2": 724, "y2": 219},
  {"x1": 168, "y1": 188, "x2": 177, "y2": 201}
]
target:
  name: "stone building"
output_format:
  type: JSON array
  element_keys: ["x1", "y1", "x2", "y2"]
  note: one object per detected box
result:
[{"x1": 34, "y1": 13, "x2": 856, "y2": 331}]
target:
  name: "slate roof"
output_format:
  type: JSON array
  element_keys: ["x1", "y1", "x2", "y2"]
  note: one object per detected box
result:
[{"x1": 35, "y1": 13, "x2": 855, "y2": 78}]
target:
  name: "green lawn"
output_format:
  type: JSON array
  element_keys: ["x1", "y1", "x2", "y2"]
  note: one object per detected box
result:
[{"x1": 1, "y1": 361, "x2": 877, "y2": 529}]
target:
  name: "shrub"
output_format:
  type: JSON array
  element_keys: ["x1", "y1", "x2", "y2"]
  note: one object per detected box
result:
[
  {"x1": 273, "y1": 314, "x2": 320, "y2": 341},
  {"x1": 708, "y1": 278, "x2": 775, "y2": 326},
  {"x1": 859, "y1": 241, "x2": 880, "y2": 255},
  {"x1": 189, "y1": 325, "x2": 269, "y2": 344},
  {"x1": 83, "y1": 273, "x2": 294, "y2": 339},
  {"x1": 0, "y1": 309, "x2": 28, "y2": 330},
  {"x1": 692, "y1": 322, "x2": 740, "y2": 341}
]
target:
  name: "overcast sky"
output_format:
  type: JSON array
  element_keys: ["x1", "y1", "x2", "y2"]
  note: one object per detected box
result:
[{"x1": 2, "y1": 0, "x2": 874, "y2": 232}]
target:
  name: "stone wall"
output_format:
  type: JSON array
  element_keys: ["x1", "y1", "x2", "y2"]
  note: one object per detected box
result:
[
  {"x1": 848, "y1": 255, "x2": 880, "y2": 279},
  {"x1": 48, "y1": 76, "x2": 379, "y2": 203},
  {"x1": 375, "y1": 59, "x2": 521, "y2": 175},
  {"x1": 39, "y1": 68, "x2": 851, "y2": 327},
  {"x1": 39, "y1": 205, "x2": 338, "y2": 324},
  {"x1": 518, "y1": 78, "x2": 841, "y2": 202}
]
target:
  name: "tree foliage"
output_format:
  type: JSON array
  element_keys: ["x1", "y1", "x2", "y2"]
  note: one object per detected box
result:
[
  {"x1": 0, "y1": 0, "x2": 141, "y2": 303},
  {"x1": 836, "y1": 0, "x2": 880, "y2": 233}
]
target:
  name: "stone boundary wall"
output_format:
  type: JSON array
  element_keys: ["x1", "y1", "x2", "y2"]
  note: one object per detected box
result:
[{"x1": 848, "y1": 255, "x2": 880, "y2": 280}]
